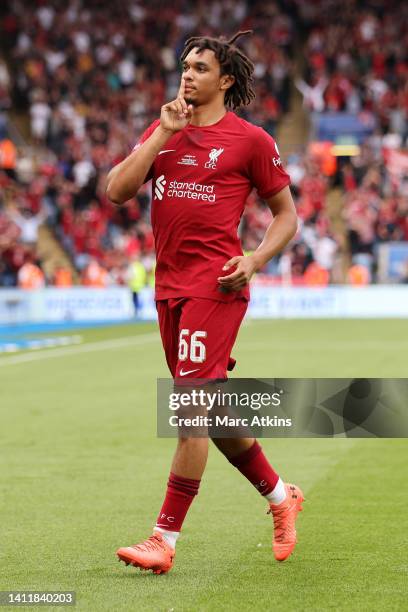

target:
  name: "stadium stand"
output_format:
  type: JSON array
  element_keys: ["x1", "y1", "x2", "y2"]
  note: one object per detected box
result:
[
  {"x1": 294, "y1": 0, "x2": 408, "y2": 283},
  {"x1": 0, "y1": 0, "x2": 407, "y2": 287}
]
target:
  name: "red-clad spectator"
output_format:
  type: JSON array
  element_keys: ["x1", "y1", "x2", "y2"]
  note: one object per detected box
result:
[{"x1": 299, "y1": 167, "x2": 327, "y2": 215}]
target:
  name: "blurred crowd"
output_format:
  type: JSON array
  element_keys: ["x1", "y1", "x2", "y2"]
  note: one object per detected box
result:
[
  {"x1": 0, "y1": 0, "x2": 295, "y2": 288},
  {"x1": 290, "y1": 0, "x2": 408, "y2": 284},
  {"x1": 242, "y1": 149, "x2": 339, "y2": 285},
  {"x1": 0, "y1": 0, "x2": 407, "y2": 289},
  {"x1": 296, "y1": 0, "x2": 408, "y2": 146},
  {"x1": 244, "y1": 140, "x2": 408, "y2": 286},
  {"x1": 341, "y1": 142, "x2": 408, "y2": 283}
]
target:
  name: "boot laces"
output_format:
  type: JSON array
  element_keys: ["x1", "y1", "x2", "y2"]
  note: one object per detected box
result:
[
  {"x1": 132, "y1": 534, "x2": 165, "y2": 553},
  {"x1": 267, "y1": 505, "x2": 288, "y2": 542}
]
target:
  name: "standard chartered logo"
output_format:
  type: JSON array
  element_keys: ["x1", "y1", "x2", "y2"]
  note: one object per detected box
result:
[
  {"x1": 154, "y1": 174, "x2": 216, "y2": 203},
  {"x1": 154, "y1": 175, "x2": 167, "y2": 200}
]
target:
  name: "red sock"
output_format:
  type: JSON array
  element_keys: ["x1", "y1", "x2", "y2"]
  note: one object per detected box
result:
[
  {"x1": 155, "y1": 472, "x2": 200, "y2": 532},
  {"x1": 229, "y1": 440, "x2": 279, "y2": 496}
]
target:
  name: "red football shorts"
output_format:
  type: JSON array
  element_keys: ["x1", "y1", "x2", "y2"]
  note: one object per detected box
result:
[{"x1": 156, "y1": 297, "x2": 248, "y2": 380}]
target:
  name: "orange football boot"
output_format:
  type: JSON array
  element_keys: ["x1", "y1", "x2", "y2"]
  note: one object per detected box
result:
[
  {"x1": 116, "y1": 532, "x2": 175, "y2": 574},
  {"x1": 268, "y1": 483, "x2": 304, "y2": 562}
]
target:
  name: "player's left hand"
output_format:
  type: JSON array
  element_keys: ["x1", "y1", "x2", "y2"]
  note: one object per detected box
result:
[{"x1": 217, "y1": 255, "x2": 259, "y2": 291}]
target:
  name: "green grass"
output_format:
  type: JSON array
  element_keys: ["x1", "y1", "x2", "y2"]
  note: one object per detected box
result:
[{"x1": 1, "y1": 319, "x2": 408, "y2": 611}]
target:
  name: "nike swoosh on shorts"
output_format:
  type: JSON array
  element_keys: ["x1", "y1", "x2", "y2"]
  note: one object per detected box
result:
[
  {"x1": 179, "y1": 368, "x2": 200, "y2": 376},
  {"x1": 158, "y1": 149, "x2": 176, "y2": 155}
]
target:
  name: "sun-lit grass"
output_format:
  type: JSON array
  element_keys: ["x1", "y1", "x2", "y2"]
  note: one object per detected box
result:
[{"x1": 1, "y1": 319, "x2": 407, "y2": 610}]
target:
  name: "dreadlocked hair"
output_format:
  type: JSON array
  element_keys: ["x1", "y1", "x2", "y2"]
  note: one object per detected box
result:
[{"x1": 180, "y1": 30, "x2": 255, "y2": 109}]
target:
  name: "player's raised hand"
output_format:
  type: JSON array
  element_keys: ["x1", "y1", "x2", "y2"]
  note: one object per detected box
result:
[
  {"x1": 217, "y1": 255, "x2": 259, "y2": 291},
  {"x1": 160, "y1": 77, "x2": 194, "y2": 134}
]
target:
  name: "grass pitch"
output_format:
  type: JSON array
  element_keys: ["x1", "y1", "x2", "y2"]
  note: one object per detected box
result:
[{"x1": 1, "y1": 319, "x2": 408, "y2": 611}]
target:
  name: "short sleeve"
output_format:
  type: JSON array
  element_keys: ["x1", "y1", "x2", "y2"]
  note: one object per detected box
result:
[
  {"x1": 248, "y1": 128, "x2": 291, "y2": 199},
  {"x1": 132, "y1": 119, "x2": 161, "y2": 183}
]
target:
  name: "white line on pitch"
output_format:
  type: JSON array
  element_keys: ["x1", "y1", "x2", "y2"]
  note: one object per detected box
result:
[
  {"x1": 0, "y1": 332, "x2": 159, "y2": 366},
  {"x1": 0, "y1": 334, "x2": 83, "y2": 353}
]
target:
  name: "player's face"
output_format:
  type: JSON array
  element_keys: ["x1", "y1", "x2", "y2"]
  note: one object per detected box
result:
[{"x1": 181, "y1": 48, "x2": 234, "y2": 106}]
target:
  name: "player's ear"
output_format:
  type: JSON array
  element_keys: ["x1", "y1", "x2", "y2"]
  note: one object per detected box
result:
[{"x1": 220, "y1": 74, "x2": 235, "y2": 91}]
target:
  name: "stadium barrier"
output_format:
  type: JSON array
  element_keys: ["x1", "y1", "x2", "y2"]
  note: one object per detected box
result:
[
  {"x1": 0, "y1": 287, "x2": 134, "y2": 324},
  {"x1": 249, "y1": 285, "x2": 408, "y2": 318},
  {"x1": 1, "y1": 285, "x2": 408, "y2": 325}
]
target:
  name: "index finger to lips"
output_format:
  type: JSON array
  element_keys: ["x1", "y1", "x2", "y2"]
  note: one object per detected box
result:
[
  {"x1": 178, "y1": 76, "x2": 186, "y2": 98},
  {"x1": 178, "y1": 80, "x2": 188, "y2": 113}
]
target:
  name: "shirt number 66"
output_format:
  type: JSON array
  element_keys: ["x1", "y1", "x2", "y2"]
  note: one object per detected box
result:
[{"x1": 178, "y1": 329, "x2": 207, "y2": 363}]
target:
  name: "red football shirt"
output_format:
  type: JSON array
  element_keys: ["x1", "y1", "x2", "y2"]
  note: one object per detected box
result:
[{"x1": 135, "y1": 111, "x2": 291, "y2": 302}]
